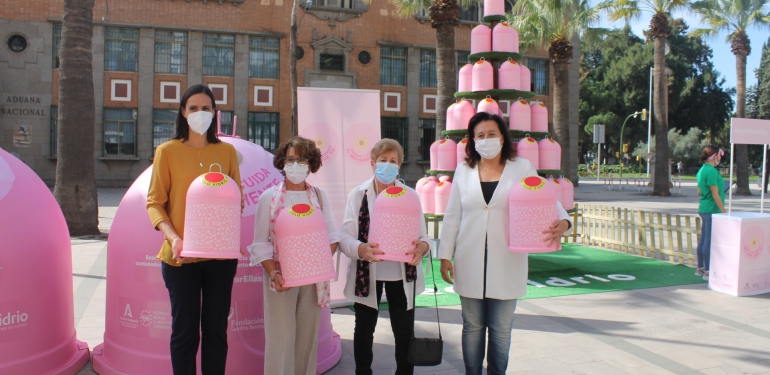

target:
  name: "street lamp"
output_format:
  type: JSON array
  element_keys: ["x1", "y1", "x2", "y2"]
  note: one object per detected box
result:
[{"x1": 620, "y1": 109, "x2": 646, "y2": 179}]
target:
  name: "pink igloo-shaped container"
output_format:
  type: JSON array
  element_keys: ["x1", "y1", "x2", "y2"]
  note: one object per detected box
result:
[
  {"x1": 446, "y1": 103, "x2": 457, "y2": 130},
  {"x1": 508, "y1": 176, "x2": 561, "y2": 253},
  {"x1": 492, "y1": 23, "x2": 519, "y2": 53},
  {"x1": 531, "y1": 101, "x2": 549, "y2": 132},
  {"x1": 181, "y1": 168, "x2": 242, "y2": 259},
  {"x1": 557, "y1": 177, "x2": 574, "y2": 210},
  {"x1": 0, "y1": 148, "x2": 90, "y2": 375},
  {"x1": 434, "y1": 180, "x2": 453, "y2": 215},
  {"x1": 484, "y1": 0, "x2": 505, "y2": 16},
  {"x1": 538, "y1": 138, "x2": 562, "y2": 170},
  {"x1": 274, "y1": 203, "x2": 337, "y2": 287},
  {"x1": 439, "y1": 175, "x2": 452, "y2": 183},
  {"x1": 454, "y1": 100, "x2": 476, "y2": 130},
  {"x1": 471, "y1": 25, "x2": 492, "y2": 54},
  {"x1": 549, "y1": 177, "x2": 564, "y2": 206},
  {"x1": 438, "y1": 138, "x2": 458, "y2": 171},
  {"x1": 370, "y1": 186, "x2": 422, "y2": 262},
  {"x1": 517, "y1": 137, "x2": 540, "y2": 169},
  {"x1": 499, "y1": 60, "x2": 521, "y2": 90},
  {"x1": 477, "y1": 97, "x2": 500, "y2": 115},
  {"x1": 457, "y1": 138, "x2": 468, "y2": 164},
  {"x1": 430, "y1": 140, "x2": 440, "y2": 170},
  {"x1": 415, "y1": 176, "x2": 429, "y2": 195},
  {"x1": 511, "y1": 99, "x2": 531, "y2": 132},
  {"x1": 420, "y1": 178, "x2": 439, "y2": 214},
  {"x1": 458, "y1": 64, "x2": 473, "y2": 93},
  {"x1": 520, "y1": 64, "x2": 531, "y2": 92},
  {"x1": 472, "y1": 59, "x2": 494, "y2": 92}
]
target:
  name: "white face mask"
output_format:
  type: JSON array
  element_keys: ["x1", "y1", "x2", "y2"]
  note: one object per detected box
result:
[
  {"x1": 284, "y1": 162, "x2": 309, "y2": 185},
  {"x1": 187, "y1": 111, "x2": 214, "y2": 135},
  {"x1": 475, "y1": 138, "x2": 503, "y2": 159}
]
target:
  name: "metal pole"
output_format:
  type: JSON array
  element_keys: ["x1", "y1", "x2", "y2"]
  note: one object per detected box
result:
[
  {"x1": 597, "y1": 144, "x2": 601, "y2": 182},
  {"x1": 762, "y1": 144, "x2": 767, "y2": 214},
  {"x1": 646, "y1": 67, "x2": 653, "y2": 177},
  {"x1": 729, "y1": 143, "x2": 735, "y2": 214},
  {"x1": 619, "y1": 112, "x2": 636, "y2": 180}
]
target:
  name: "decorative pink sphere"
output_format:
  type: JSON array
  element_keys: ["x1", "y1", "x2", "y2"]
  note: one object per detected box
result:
[
  {"x1": 458, "y1": 64, "x2": 474, "y2": 93},
  {"x1": 508, "y1": 176, "x2": 561, "y2": 253},
  {"x1": 477, "y1": 97, "x2": 500, "y2": 115},
  {"x1": 420, "y1": 178, "x2": 439, "y2": 214},
  {"x1": 437, "y1": 139, "x2": 458, "y2": 171},
  {"x1": 538, "y1": 138, "x2": 562, "y2": 170},
  {"x1": 531, "y1": 101, "x2": 549, "y2": 132},
  {"x1": 499, "y1": 60, "x2": 521, "y2": 91},
  {"x1": 446, "y1": 102, "x2": 457, "y2": 130},
  {"x1": 472, "y1": 59, "x2": 494, "y2": 92},
  {"x1": 430, "y1": 140, "x2": 440, "y2": 170},
  {"x1": 471, "y1": 25, "x2": 492, "y2": 54},
  {"x1": 484, "y1": 0, "x2": 505, "y2": 16},
  {"x1": 520, "y1": 64, "x2": 532, "y2": 92},
  {"x1": 516, "y1": 137, "x2": 540, "y2": 170},
  {"x1": 556, "y1": 177, "x2": 574, "y2": 210},
  {"x1": 510, "y1": 100, "x2": 531, "y2": 132},
  {"x1": 434, "y1": 181, "x2": 453, "y2": 215},
  {"x1": 492, "y1": 23, "x2": 519, "y2": 53},
  {"x1": 181, "y1": 171, "x2": 242, "y2": 259},
  {"x1": 370, "y1": 187, "x2": 422, "y2": 262},
  {"x1": 453, "y1": 100, "x2": 476, "y2": 131}
]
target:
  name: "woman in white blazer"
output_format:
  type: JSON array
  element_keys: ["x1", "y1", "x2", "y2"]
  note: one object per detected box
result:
[
  {"x1": 339, "y1": 139, "x2": 431, "y2": 375},
  {"x1": 438, "y1": 112, "x2": 572, "y2": 375}
]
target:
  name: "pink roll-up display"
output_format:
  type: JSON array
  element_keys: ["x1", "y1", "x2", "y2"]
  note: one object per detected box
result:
[
  {"x1": 520, "y1": 64, "x2": 531, "y2": 92},
  {"x1": 499, "y1": 60, "x2": 521, "y2": 90},
  {"x1": 492, "y1": 23, "x2": 519, "y2": 53},
  {"x1": 420, "y1": 178, "x2": 439, "y2": 214},
  {"x1": 471, "y1": 25, "x2": 492, "y2": 54},
  {"x1": 557, "y1": 177, "x2": 574, "y2": 210},
  {"x1": 458, "y1": 64, "x2": 473, "y2": 93},
  {"x1": 274, "y1": 203, "x2": 336, "y2": 287},
  {"x1": 531, "y1": 101, "x2": 548, "y2": 132},
  {"x1": 510, "y1": 99, "x2": 531, "y2": 132},
  {"x1": 370, "y1": 186, "x2": 422, "y2": 263},
  {"x1": 457, "y1": 138, "x2": 468, "y2": 164},
  {"x1": 439, "y1": 175, "x2": 452, "y2": 183},
  {"x1": 517, "y1": 137, "x2": 540, "y2": 169},
  {"x1": 477, "y1": 97, "x2": 500, "y2": 115},
  {"x1": 453, "y1": 100, "x2": 476, "y2": 130},
  {"x1": 415, "y1": 176, "x2": 429, "y2": 196},
  {"x1": 484, "y1": 0, "x2": 505, "y2": 16},
  {"x1": 538, "y1": 138, "x2": 561, "y2": 170},
  {"x1": 437, "y1": 139, "x2": 458, "y2": 171},
  {"x1": 434, "y1": 181, "x2": 453, "y2": 215},
  {"x1": 472, "y1": 59, "x2": 494, "y2": 92},
  {"x1": 549, "y1": 178, "x2": 564, "y2": 206},
  {"x1": 181, "y1": 169, "x2": 242, "y2": 259},
  {"x1": 430, "y1": 140, "x2": 440, "y2": 170},
  {"x1": 446, "y1": 103, "x2": 457, "y2": 130},
  {"x1": 508, "y1": 176, "x2": 561, "y2": 253}
]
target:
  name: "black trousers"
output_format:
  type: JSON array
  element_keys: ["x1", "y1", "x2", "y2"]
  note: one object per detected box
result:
[
  {"x1": 354, "y1": 281, "x2": 415, "y2": 375},
  {"x1": 161, "y1": 259, "x2": 238, "y2": 375}
]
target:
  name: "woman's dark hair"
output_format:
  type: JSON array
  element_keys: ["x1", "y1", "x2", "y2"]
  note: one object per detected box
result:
[
  {"x1": 699, "y1": 145, "x2": 721, "y2": 163},
  {"x1": 465, "y1": 112, "x2": 516, "y2": 168},
  {"x1": 173, "y1": 84, "x2": 221, "y2": 144},
  {"x1": 273, "y1": 137, "x2": 323, "y2": 176}
]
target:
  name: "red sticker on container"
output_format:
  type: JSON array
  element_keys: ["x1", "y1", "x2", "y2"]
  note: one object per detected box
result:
[
  {"x1": 384, "y1": 186, "x2": 406, "y2": 198},
  {"x1": 521, "y1": 176, "x2": 546, "y2": 191},
  {"x1": 202, "y1": 173, "x2": 228, "y2": 187},
  {"x1": 289, "y1": 203, "x2": 314, "y2": 217}
]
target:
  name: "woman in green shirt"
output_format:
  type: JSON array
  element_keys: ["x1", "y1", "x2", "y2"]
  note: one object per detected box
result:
[{"x1": 695, "y1": 146, "x2": 727, "y2": 281}]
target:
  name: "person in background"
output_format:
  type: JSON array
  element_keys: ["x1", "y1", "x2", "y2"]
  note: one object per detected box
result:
[
  {"x1": 147, "y1": 84, "x2": 243, "y2": 375},
  {"x1": 695, "y1": 145, "x2": 726, "y2": 281},
  {"x1": 677, "y1": 161, "x2": 684, "y2": 176}
]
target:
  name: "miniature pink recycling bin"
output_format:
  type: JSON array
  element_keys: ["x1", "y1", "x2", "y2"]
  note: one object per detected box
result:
[
  {"x1": 415, "y1": 176, "x2": 429, "y2": 195},
  {"x1": 457, "y1": 138, "x2": 469, "y2": 163},
  {"x1": 454, "y1": 100, "x2": 476, "y2": 130},
  {"x1": 439, "y1": 175, "x2": 452, "y2": 183},
  {"x1": 709, "y1": 212, "x2": 770, "y2": 296},
  {"x1": 0, "y1": 148, "x2": 90, "y2": 375},
  {"x1": 434, "y1": 181, "x2": 453, "y2": 215},
  {"x1": 420, "y1": 178, "x2": 439, "y2": 214},
  {"x1": 274, "y1": 203, "x2": 337, "y2": 287},
  {"x1": 520, "y1": 64, "x2": 532, "y2": 92},
  {"x1": 538, "y1": 138, "x2": 562, "y2": 170},
  {"x1": 556, "y1": 177, "x2": 575, "y2": 210},
  {"x1": 492, "y1": 23, "x2": 519, "y2": 53},
  {"x1": 430, "y1": 140, "x2": 440, "y2": 170},
  {"x1": 437, "y1": 139, "x2": 458, "y2": 171},
  {"x1": 548, "y1": 178, "x2": 564, "y2": 206},
  {"x1": 508, "y1": 176, "x2": 561, "y2": 253},
  {"x1": 499, "y1": 60, "x2": 521, "y2": 91},
  {"x1": 181, "y1": 166, "x2": 242, "y2": 259},
  {"x1": 531, "y1": 101, "x2": 549, "y2": 132},
  {"x1": 370, "y1": 187, "x2": 422, "y2": 262},
  {"x1": 446, "y1": 102, "x2": 457, "y2": 130},
  {"x1": 472, "y1": 59, "x2": 494, "y2": 92},
  {"x1": 458, "y1": 64, "x2": 473, "y2": 93},
  {"x1": 92, "y1": 137, "x2": 342, "y2": 375},
  {"x1": 478, "y1": 97, "x2": 500, "y2": 115},
  {"x1": 511, "y1": 99, "x2": 531, "y2": 132},
  {"x1": 484, "y1": 0, "x2": 505, "y2": 16},
  {"x1": 471, "y1": 25, "x2": 492, "y2": 54},
  {"x1": 517, "y1": 137, "x2": 540, "y2": 169}
]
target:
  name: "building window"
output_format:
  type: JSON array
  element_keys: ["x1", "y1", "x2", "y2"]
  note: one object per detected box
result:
[
  {"x1": 53, "y1": 24, "x2": 62, "y2": 68},
  {"x1": 105, "y1": 28, "x2": 139, "y2": 72},
  {"x1": 381, "y1": 117, "x2": 409, "y2": 160},
  {"x1": 320, "y1": 53, "x2": 345, "y2": 71},
  {"x1": 152, "y1": 109, "x2": 176, "y2": 154},
  {"x1": 160, "y1": 81, "x2": 181, "y2": 103},
  {"x1": 423, "y1": 95, "x2": 437, "y2": 113},
  {"x1": 203, "y1": 34, "x2": 235, "y2": 76},
  {"x1": 383, "y1": 92, "x2": 401, "y2": 111},
  {"x1": 219, "y1": 111, "x2": 234, "y2": 136},
  {"x1": 249, "y1": 37, "x2": 280, "y2": 79},
  {"x1": 104, "y1": 108, "x2": 136, "y2": 156},
  {"x1": 458, "y1": 3, "x2": 480, "y2": 22},
  {"x1": 254, "y1": 86, "x2": 274, "y2": 106},
  {"x1": 527, "y1": 59, "x2": 549, "y2": 95},
  {"x1": 208, "y1": 84, "x2": 228, "y2": 105},
  {"x1": 248, "y1": 112, "x2": 279, "y2": 152},
  {"x1": 418, "y1": 118, "x2": 435, "y2": 161},
  {"x1": 380, "y1": 47, "x2": 406, "y2": 86},
  {"x1": 457, "y1": 52, "x2": 468, "y2": 71},
  {"x1": 50, "y1": 106, "x2": 58, "y2": 155},
  {"x1": 420, "y1": 50, "x2": 437, "y2": 88},
  {"x1": 155, "y1": 31, "x2": 188, "y2": 74}
]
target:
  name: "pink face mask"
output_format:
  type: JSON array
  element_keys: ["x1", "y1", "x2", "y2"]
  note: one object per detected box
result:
[{"x1": 707, "y1": 148, "x2": 724, "y2": 162}]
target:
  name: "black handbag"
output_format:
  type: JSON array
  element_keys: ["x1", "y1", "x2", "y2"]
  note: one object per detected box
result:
[{"x1": 407, "y1": 250, "x2": 443, "y2": 366}]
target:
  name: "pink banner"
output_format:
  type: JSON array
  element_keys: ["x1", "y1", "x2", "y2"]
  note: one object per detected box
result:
[
  {"x1": 298, "y1": 88, "x2": 381, "y2": 303},
  {"x1": 731, "y1": 118, "x2": 770, "y2": 145}
]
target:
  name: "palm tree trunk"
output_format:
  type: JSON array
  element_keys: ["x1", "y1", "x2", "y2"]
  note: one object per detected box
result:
[
  {"x1": 289, "y1": 0, "x2": 299, "y2": 137},
  {"x1": 435, "y1": 23, "x2": 456, "y2": 139},
  {"x1": 553, "y1": 60, "x2": 570, "y2": 178},
  {"x1": 55, "y1": 0, "x2": 100, "y2": 236},
  {"x1": 735, "y1": 52, "x2": 751, "y2": 195},
  {"x1": 652, "y1": 36, "x2": 671, "y2": 196}
]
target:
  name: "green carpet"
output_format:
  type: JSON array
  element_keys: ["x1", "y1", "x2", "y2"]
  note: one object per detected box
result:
[{"x1": 355, "y1": 244, "x2": 706, "y2": 311}]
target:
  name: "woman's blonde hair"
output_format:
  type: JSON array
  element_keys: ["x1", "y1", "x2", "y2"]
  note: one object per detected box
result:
[{"x1": 370, "y1": 138, "x2": 404, "y2": 164}]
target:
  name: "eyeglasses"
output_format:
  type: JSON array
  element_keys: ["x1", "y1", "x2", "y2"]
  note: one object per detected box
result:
[{"x1": 284, "y1": 157, "x2": 309, "y2": 166}]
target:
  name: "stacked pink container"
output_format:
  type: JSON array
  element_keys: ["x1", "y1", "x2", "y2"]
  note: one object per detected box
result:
[
  {"x1": 430, "y1": 140, "x2": 440, "y2": 170},
  {"x1": 437, "y1": 139, "x2": 458, "y2": 171},
  {"x1": 415, "y1": 176, "x2": 429, "y2": 195},
  {"x1": 520, "y1": 64, "x2": 531, "y2": 92},
  {"x1": 458, "y1": 64, "x2": 473, "y2": 93},
  {"x1": 538, "y1": 138, "x2": 561, "y2": 170},
  {"x1": 472, "y1": 59, "x2": 494, "y2": 92},
  {"x1": 508, "y1": 176, "x2": 561, "y2": 253},
  {"x1": 531, "y1": 101, "x2": 549, "y2": 132},
  {"x1": 510, "y1": 99, "x2": 531, "y2": 131},
  {"x1": 471, "y1": 25, "x2": 492, "y2": 54},
  {"x1": 439, "y1": 175, "x2": 452, "y2": 183},
  {"x1": 182, "y1": 168, "x2": 242, "y2": 259},
  {"x1": 274, "y1": 203, "x2": 337, "y2": 287},
  {"x1": 446, "y1": 102, "x2": 456, "y2": 130},
  {"x1": 484, "y1": 0, "x2": 505, "y2": 16},
  {"x1": 420, "y1": 178, "x2": 439, "y2": 214},
  {"x1": 556, "y1": 177, "x2": 574, "y2": 210},
  {"x1": 457, "y1": 138, "x2": 468, "y2": 164},
  {"x1": 370, "y1": 186, "x2": 422, "y2": 262},
  {"x1": 492, "y1": 23, "x2": 519, "y2": 53},
  {"x1": 453, "y1": 100, "x2": 476, "y2": 130},
  {"x1": 548, "y1": 178, "x2": 564, "y2": 206},
  {"x1": 434, "y1": 180, "x2": 453, "y2": 215},
  {"x1": 477, "y1": 97, "x2": 500, "y2": 115},
  {"x1": 517, "y1": 137, "x2": 540, "y2": 169},
  {"x1": 499, "y1": 60, "x2": 521, "y2": 90}
]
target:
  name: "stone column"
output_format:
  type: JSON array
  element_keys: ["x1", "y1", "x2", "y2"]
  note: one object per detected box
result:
[
  {"x1": 187, "y1": 31, "x2": 203, "y2": 86},
  {"x1": 234, "y1": 34, "x2": 249, "y2": 139},
  {"x1": 137, "y1": 28, "x2": 154, "y2": 162},
  {"x1": 404, "y1": 46, "x2": 422, "y2": 185},
  {"x1": 92, "y1": 25, "x2": 105, "y2": 160}
]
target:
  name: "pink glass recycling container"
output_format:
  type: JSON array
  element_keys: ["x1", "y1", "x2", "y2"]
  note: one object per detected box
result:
[
  {"x1": 549, "y1": 177, "x2": 564, "y2": 207},
  {"x1": 0, "y1": 147, "x2": 90, "y2": 375},
  {"x1": 499, "y1": 60, "x2": 521, "y2": 90},
  {"x1": 420, "y1": 178, "x2": 439, "y2": 214},
  {"x1": 477, "y1": 97, "x2": 500, "y2": 115},
  {"x1": 556, "y1": 177, "x2": 575, "y2": 210},
  {"x1": 520, "y1": 64, "x2": 531, "y2": 92},
  {"x1": 446, "y1": 102, "x2": 457, "y2": 130},
  {"x1": 516, "y1": 137, "x2": 540, "y2": 170},
  {"x1": 370, "y1": 186, "x2": 422, "y2": 262},
  {"x1": 492, "y1": 23, "x2": 519, "y2": 53},
  {"x1": 274, "y1": 203, "x2": 336, "y2": 287},
  {"x1": 538, "y1": 138, "x2": 562, "y2": 170},
  {"x1": 430, "y1": 140, "x2": 440, "y2": 170},
  {"x1": 484, "y1": 0, "x2": 505, "y2": 16},
  {"x1": 439, "y1": 175, "x2": 452, "y2": 183},
  {"x1": 437, "y1": 138, "x2": 458, "y2": 171},
  {"x1": 434, "y1": 181, "x2": 453, "y2": 215},
  {"x1": 453, "y1": 100, "x2": 476, "y2": 131},
  {"x1": 471, "y1": 25, "x2": 492, "y2": 54},
  {"x1": 415, "y1": 176, "x2": 429, "y2": 196},
  {"x1": 472, "y1": 59, "x2": 494, "y2": 92},
  {"x1": 510, "y1": 99, "x2": 531, "y2": 132},
  {"x1": 508, "y1": 176, "x2": 561, "y2": 253},
  {"x1": 531, "y1": 101, "x2": 549, "y2": 132},
  {"x1": 458, "y1": 64, "x2": 473, "y2": 93},
  {"x1": 457, "y1": 138, "x2": 469, "y2": 164}
]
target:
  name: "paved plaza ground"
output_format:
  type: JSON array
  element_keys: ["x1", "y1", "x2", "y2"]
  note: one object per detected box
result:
[{"x1": 73, "y1": 180, "x2": 770, "y2": 375}]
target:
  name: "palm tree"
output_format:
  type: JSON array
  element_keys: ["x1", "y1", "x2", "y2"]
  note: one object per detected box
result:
[
  {"x1": 602, "y1": 0, "x2": 690, "y2": 196},
  {"x1": 509, "y1": 0, "x2": 603, "y2": 184},
  {"x1": 54, "y1": 0, "x2": 100, "y2": 235},
  {"x1": 691, "y1": 0, "x2": 770, "y2": 195}
]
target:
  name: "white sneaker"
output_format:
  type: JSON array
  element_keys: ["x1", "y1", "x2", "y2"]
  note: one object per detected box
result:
[
  {"x1": 703, "y1": 272, "x2": 709, "y2": 281},
  {"x1": 695, "y1": 268, "x2": 704, "y2": 276}
]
